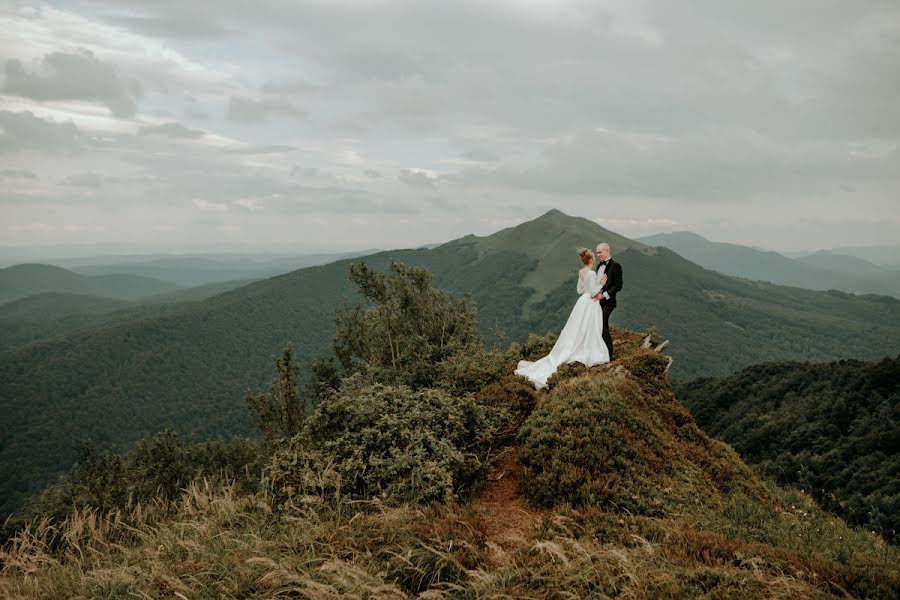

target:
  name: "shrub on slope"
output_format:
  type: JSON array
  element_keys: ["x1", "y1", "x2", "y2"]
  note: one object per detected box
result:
[{"x1": 519, "y1": 350, "x2": 774, "y2": 517}]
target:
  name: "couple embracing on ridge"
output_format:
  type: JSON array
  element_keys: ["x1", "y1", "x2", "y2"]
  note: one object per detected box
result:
[{"x1": 515, "y1": 242, "x2": 624, "y2": 390}]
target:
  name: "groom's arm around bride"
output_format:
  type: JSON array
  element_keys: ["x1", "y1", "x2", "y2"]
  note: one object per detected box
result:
[{"x1": 597, "y1": 260, "x2": 622, "y2": 306}]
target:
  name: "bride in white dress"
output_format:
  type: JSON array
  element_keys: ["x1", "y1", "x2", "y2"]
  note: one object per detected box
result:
[{"x1": 515, "y1": 247, "x2": 610, "y2": 389}]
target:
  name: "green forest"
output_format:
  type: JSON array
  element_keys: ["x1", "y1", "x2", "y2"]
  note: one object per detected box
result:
[{"x1": 675, "y1": 356, "x2": 899, "y2": 544}]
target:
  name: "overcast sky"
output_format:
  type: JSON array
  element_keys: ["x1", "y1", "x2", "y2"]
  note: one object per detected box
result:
[{"x1": 1, "y1": 0, "x2": 898, "y2": 254}]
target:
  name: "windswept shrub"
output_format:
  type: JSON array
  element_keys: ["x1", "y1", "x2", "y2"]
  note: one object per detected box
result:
[
  {"x1": 333, "y1": 260, "x2": 479, "y2": 389},
  {"x1": 474, "y1": 374, "x2": 541, "y2": 444},
  {"x1": 244, "y1": 342, "x2": 308, "y2": 446},
  {"x1": 264, "y1": 381, "x2": 495, "y2": 508}
]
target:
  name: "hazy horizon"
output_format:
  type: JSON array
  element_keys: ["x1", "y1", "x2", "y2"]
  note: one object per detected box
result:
[
  {"x1": 2, "y1": 1, "x2": 898, "y2": 252},
  {"x1": 3, "y1": 211, "x2": 899, "y2": 268}
]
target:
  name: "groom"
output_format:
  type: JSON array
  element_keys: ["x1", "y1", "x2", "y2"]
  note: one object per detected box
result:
[{"x1": 592, "y1": 243, "x2": 623, "y2": 360}]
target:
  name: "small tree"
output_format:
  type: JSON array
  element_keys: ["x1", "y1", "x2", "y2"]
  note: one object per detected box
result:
[
  {"x1": 73, "y1": 439, "x2": 127, "y2": 513},
  {"x1": 245, "y1": 343, "x2": 307, "y2": 446},
  {"x1": 332, "y1": 260, "x2": 479, "y2": 388}
]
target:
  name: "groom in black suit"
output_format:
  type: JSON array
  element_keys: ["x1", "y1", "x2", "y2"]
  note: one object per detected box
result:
[{"x1": 592, "y1": 242, "x2": 623, "y2": 360}]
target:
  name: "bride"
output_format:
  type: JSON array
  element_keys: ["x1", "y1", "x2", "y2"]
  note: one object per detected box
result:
[{"x1": 515, "y1": 247, "x2": 610, "y2": 389}]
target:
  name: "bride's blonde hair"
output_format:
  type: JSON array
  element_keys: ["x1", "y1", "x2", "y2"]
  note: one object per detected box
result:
[{"x1": 577, "y1": 247, "x2": 594, "y2": 266}]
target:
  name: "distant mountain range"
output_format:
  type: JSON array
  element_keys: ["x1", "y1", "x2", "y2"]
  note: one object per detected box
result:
[
  {"x1": 59, "y1": 249, "x2": 381, "y2": 286},
  {"x1": 638, "y1": 231, "x2": 900, "y2": 298},
  {"x1": 1, "y1": 209, "x2": 898, "y2": 520},
  {"x1": 0, "y1": 263, "x2": 182, "y2": 305},
  {"x1": 788, "y1": 243, "x2": 900, "y2": 268}
]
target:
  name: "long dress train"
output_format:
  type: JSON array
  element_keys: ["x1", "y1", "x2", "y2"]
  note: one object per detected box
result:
[{"x1": 514, "y1": 267, "x2": 610, "y2": 389}]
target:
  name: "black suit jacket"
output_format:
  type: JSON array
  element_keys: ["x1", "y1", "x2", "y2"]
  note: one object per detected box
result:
[{"x1": 595, "y1": 258, "x2": 623, "y2": 308}]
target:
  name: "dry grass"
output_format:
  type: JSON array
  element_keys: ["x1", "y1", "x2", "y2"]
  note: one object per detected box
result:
[{"x1": 2, "y1": 465, "x2": 897, "y2": 598}]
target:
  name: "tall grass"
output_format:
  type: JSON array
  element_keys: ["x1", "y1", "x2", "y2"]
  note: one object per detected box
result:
[{"x1": 3, "y1": 465, "x2": 897, "y2": 598}]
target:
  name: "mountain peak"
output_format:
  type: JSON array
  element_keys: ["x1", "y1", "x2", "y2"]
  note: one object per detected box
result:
[
  {"x1": 441, "y1": 208, "x2": 652, "y2": 311},
  {"x1": 536, "y1": 208, "x2": 569, "y2": 220}
]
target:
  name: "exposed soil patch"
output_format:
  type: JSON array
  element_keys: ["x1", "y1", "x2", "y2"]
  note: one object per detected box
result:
[{"x1": 470, "y1": 446, "x2": 546, "y2": 564}]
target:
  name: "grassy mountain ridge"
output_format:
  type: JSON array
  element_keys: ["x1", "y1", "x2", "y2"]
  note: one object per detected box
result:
[
  {"x1": 2, "y1": 330, "x2": 897, "y2": 598},
  {"x1": 448, "y1": 208, "x2": 648, "y2": 316},
  {"x1": 638, "y1": 231, "x2": 900, "y2": 298},
  {"x1": 2, "y1": 210, "x2": 899, "y2": 521}
]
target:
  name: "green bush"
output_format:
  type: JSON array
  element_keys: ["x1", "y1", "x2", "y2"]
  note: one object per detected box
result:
[
  {"x1": 474, "y1": 374, "x2": 541, "y2": 444},
  {"x1": 18, "y1": 432, "x2": 263, "y2": 530},
  {"x1": 516, "y1": 332, "x2": 558, "y2": 361},
  {"x1": 263, "y1": 381, "x2": 495, "y2": 509},
  {"x1": 432, "y1": 344, "x2": 514, "y2": 395},
  {"x1": 621, "y1": 350, "x2": 672, "y2": 395},
  {"x1": 517, "y1": 376, "x2": 668, "y2": 515}
]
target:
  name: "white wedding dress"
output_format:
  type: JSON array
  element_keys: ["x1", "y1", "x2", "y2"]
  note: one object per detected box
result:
[{"x1": 515, "y1": 267, "x2": 610, "y2": 389}]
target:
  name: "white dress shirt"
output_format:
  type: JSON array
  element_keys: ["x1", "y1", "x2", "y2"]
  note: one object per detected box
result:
[{"x1": 597, "y1": 259, "x2": 611, "y2": 300}]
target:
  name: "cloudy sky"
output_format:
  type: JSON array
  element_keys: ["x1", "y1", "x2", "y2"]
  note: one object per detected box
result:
[{"x1": 1, "y1": 0, "x2": 898, "y2": 253}]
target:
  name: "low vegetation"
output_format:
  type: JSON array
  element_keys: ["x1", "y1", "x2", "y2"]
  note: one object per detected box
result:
[{"x1": 2, "y1": 260, "x2": 897, "y2": 598}]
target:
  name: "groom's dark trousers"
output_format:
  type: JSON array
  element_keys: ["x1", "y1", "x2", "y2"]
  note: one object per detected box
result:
[
  {"x1": 601, "y1": 304, "x2": 615, "y2": 360},
  {"x1": 596, "y1": 258, "x2": 623, "y2": 360}
]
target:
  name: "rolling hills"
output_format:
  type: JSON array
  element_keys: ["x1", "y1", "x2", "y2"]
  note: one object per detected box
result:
[
  {"x1": 638, "y1": 231, "x2": 900, "y2": 298},
  {"x1": 0, "y1": 263, "x2": 182, "y2": 304},
  {"x1": 2, "y1": 209, "x2": 899, "y2": 520},
  {"x1": 0, "y1": 280, "x2": 257, "y2": 353},
  {"x1": 60, "y1": 249, "x2": 379, "y2": 286}
]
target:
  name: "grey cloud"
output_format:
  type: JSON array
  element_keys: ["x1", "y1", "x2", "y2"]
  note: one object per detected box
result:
[
  {"x1": 0, "y1": 169, "x2": 37, "y2": 179},
  {"x1": 0, "y1": 110, "x2": 86, "y2": 153},
  {"x1": 262, "y1": 79, "x2": 315, "y2": 94},
  {"x1": 64, "y1": 172, "x2": 103, "y2": 188},
  {"x1": 3, "y1": 51, "x2": 139, "y2": 118},
  {"x1": 292, "y1": 166, "x2": 319, "y2": 177},
  {"x1": 226, "y1": 144, "x2": 296, "y2": 155},
  {"x1": 226, "y1": 96, "x2": 305, "y2": 123},
  {"x1": 5, "y1": 0, "x2": 899, "y2": 249},
  {"x1": 186, "y1": 105, "x2": 210, "y2": 119},
  {"x1": 269, "y1": 191, "x2": 419, "y2": 216},
  {"x1": 460, "y1": 150, "x2": 499, "y2": 162},
  {"x1": 139, "y1": 122, "x2": 205, "y2": 139},
  {"x1": 110, "y1": 13, "x2": 232, "y2": 39},
  {"x1": 398, "y1": 169, "x2": 436, "y2": 187},
  {"x1": 443, "y1": 127, "x2": 900, "y2": 201}
]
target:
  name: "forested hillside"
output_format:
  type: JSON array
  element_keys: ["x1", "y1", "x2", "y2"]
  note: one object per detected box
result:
[
  {"x1": 2, "y1": 209, "x2": 898, "y2": 521},
  {"x1": 0, "y1": 263, "x2": 182, "y2": 304},
  {"x1": 675, "y1": 356, "x2": 900, "y2": 544},
  {"x1": 2, "y1": 262, "x2": 896, "y2": 599}
]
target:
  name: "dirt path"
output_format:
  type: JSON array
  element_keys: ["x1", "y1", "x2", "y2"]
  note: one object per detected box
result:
[{"x1": 470, "y1": 446, "x2": 546, "y2": 564}]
